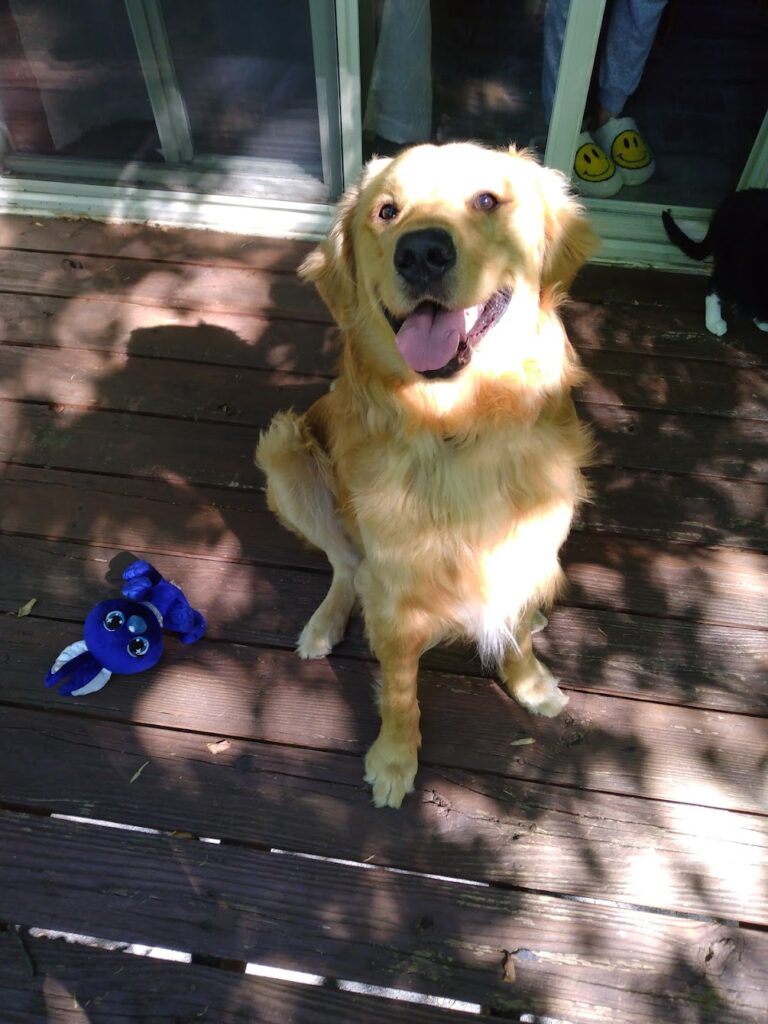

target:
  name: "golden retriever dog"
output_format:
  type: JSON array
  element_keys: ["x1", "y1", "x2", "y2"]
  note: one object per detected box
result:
[{"x1": 256, "y1": 142, "x2": 596, "y2": 808}]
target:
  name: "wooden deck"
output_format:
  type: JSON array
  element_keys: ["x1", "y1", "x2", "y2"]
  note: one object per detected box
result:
[{"x1": 0, "y1": 214, "x2": 766, "y2": 1023}]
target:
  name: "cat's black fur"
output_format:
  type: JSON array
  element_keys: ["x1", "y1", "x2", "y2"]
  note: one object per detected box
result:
[{"x1": 662, "y1": 189, "x2": 768, "y2": 336}]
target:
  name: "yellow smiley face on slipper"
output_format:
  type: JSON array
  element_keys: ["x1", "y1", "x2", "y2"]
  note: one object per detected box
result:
[
  {"x1": 611, "y1": 130, "x2": 651, "y2": 168},
  {"x1": 574, "y1": 143, "x2": 615, "y2": 182}
]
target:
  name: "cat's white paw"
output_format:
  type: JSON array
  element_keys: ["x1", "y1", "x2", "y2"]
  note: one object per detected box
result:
[
  {"x1": 705, "y1": 293, "x2": 727, "y2": 336},
  {"x1": 706, "y1": 317, "x2": 728, "y2": 337}
]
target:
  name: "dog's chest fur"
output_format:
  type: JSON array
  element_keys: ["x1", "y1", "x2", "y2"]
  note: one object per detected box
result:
[{"x1": 341, "y1": 421, "x2": 577, "y2": 656}]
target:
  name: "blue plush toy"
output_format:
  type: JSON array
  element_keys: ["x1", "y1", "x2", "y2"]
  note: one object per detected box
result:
[{"x1": 45, "y1": 560, "x2": 206, "y2": 696}]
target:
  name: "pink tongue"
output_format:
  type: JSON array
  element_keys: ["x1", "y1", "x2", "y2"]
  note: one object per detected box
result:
[{"x1": 396, "y1": 303, "x2": 474, "y2": 373}]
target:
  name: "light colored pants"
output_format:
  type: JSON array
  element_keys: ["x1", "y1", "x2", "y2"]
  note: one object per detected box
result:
[
  {"x1": 542, "y1": 0, "x2": 668, "y2": 121},
  {"x1": 364, "y1": 0, "x2": 432, "y2": 143}
]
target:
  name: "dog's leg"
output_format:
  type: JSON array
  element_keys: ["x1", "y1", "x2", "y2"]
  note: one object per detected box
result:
[
  {"x1": 499, "y1": 608, "x2": 569, "y2": 717},
  {"x1": 256, "y1": 412, "x2": 359, "y2": 659},
  {"x1": 362, "y1": 589, "x2": 431, "y2": 808},
  {"x1": 364, "y1": 644, "x2": 422, "y2": 809}
]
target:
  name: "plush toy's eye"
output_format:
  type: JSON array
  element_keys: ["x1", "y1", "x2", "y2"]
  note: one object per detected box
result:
[
  {"x1": 472, "y1": 192, "x2": 499, "y2": 212},
  {"x1": 103, "y1": 610, "x2": 125, "y2": 631},
  {"x1": 127, "y1": 636, "x2": 150, "y2": 658},
  {"x1": 378, "y1": 202, "x2": 399, "y2": 221}
]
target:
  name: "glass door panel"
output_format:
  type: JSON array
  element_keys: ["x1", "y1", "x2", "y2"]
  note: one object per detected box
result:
[
  {"x1": 362, "y1": 0, "x2": 560, "y2": 159},
  {"x1": 1, "y1": 0, "x2": 346, "y2": 203},
  {"x1": 360, "y1": 0, "x2": 766, "y2": 209},
  {"x1": 158, "y1": 0, "x2": 339, "y2": 198},
  {"x1": 609, "y1": 0, "x2": 768, "y2": 207},
  {"x1": 0, "y1": 0, "x2": 161, "y2": 162}
]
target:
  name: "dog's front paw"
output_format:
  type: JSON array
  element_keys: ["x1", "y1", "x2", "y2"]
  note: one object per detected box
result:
[
  {"x1": 296, "y1": 620, "x2": 334, "y2": 660},
  {"x1": 505, "y1": 657, "x2": 569, "y2": 718},
  {"x1": 364, "y1": 736, "x2": 418, "y2": 809},
  {"x1": 296, "y1": 580, "x2": 355, "y2": 659},
  {"x1": 296, "y1": 608, "x2": 345, "y2": 660}
]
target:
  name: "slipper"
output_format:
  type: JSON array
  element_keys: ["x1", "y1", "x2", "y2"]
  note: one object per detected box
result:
[
  {"x1": 593, "y1": 116, "x2": 655, "y2": 186},
  {"x1": 572, "y1": 131, "x2": 623, "y2": 198}
]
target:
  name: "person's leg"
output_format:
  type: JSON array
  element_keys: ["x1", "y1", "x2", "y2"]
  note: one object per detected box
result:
[
  {"x1": 592, "y1": 0, "x2": 667, "y2": 185},
  {"x1": 364, "y1": 0, "x2": 432, "y2": 148},
  {"x1": 541, "y1": 0, "x2": 570, "y2": 124},
  {"x1": 597, "y1": 0, "x2": 668, "y2": 120},
  {"x1": 542, "y1": 0, "x2": 622, "y2": 197}
]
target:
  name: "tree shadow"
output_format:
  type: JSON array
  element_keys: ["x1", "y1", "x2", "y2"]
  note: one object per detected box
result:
[{"x1": 0, "y1": 221, "x2": 765, "y2": 1021}]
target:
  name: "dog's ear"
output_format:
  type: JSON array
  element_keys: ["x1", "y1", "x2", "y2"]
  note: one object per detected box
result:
[
  {"x1": 298, "y1": 182, "x2": 360, "y2": 327},
  {"x1": 537, "y1": 165, "x2": 599, "y2": 292},
  {"x1": 299, "y1": 157, "x2": 392, "y2": 327}
]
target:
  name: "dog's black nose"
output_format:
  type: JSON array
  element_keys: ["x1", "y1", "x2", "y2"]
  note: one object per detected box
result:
[{"x1": 394, "y1": 228, "x2": 456, "y2": 287}]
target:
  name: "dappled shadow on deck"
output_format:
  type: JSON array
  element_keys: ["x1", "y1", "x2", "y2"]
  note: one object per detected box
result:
[{"x1": 0, "y1": 215, "x2": 766, "y2": 1022}]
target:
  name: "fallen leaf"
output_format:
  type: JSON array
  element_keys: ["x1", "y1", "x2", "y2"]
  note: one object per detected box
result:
[
  {"x1": 129, "y1": 760, "x2": 150, "y2": 784},
  {"x1": 16, "y1": 598, "x2": 37, "y2": 618},
  {"x1": 502, "y1": 951, "x2": 516, "y2": 983},
  {"x1": 206, "y1": 739, "x2": 231, "y2": 755},
  {"x1": 509, "y1": 737, "x2": 535, "y2": 747}
]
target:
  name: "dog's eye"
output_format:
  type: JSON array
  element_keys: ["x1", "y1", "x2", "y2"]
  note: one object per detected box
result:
[
  {"x1": 378, "y1": 203, "x2": 399, "y2": 221},
  {"x1": 473, "y1": 192, "x2": 499, "y2": 212}
]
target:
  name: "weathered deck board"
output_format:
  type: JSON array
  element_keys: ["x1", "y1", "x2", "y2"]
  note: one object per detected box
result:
[
  {"x1": 6, "y1": 586, "x2": 766, "y2": 720},
  {"x1": 0, "y1": 291, "x2": 342, "y2": 375},
  {"x1": 1, "y1": 400, "x2": 765, "y2": 504},
  {"x1": 4, "y1": 615, "x2": 766, "y2": 815},
  {"x1": 2, "y1": 812, "x2": 766, "y2": 1024},
  {"x1": 0, "y1": 931, "x2": 481, "y2": 1024},
  {"x1": 2, "y1": 460, "x2": 764, "y2": 561},
  {"x1": 3, "y1": 289, "x2": 765, "y2": 408},
  {"x1": 0, "y1": 248, "x2": 330, "y2": 323},
  {"x1": 3, "y1": 706, "x2": 767, "y2": 924},
  {"x1": 2, "y1": 341, "x2": 766, "y2": 424},
  {"x1": 564, "y1": 300, "x2": 768, "y2": 367},
  {"x1": 580, "y1": 466, "x2": 767, "y2": 551},
  {"x1": 3, "y1": 527, "x2": 763, "y2": 638},
  {"x1": 0, "y1": 213, "x2": 313, "y2": 272},
  {"x1": 0, "y1": 344, "x2": 330, "y2": 426},
  {"x1": 0, "y1": 937, "x2": 481, "y2": 1024}
]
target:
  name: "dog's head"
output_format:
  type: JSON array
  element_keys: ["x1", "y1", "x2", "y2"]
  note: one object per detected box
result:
[{"x1": 301, "y1": 142, "x2": 597, "y2": 381}]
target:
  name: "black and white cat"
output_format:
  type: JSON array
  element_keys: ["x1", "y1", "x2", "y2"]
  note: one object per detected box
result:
[{"x1": 662, "y1": 189, "x2": 768, "y2": 337}]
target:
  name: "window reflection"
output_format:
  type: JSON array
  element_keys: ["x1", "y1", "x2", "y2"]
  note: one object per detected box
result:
[
  {"x1": 0, "y1": 0, "x2": 160, "y2": 161},
  {"x1": 160, "y1": 0, "x2": 322, "y2": 170},
  {"x1": 364, "y1": 0, "x2": 549, "y2": 158}
]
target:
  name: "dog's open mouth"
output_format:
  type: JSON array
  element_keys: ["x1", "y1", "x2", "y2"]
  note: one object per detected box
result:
[{"x1": 385, "y1": 291, "x2": 511, "y2": 379}]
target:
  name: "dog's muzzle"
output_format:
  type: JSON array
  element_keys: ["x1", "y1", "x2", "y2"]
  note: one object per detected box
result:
[{"x1": 385, "y1": 290, "x2": 512, "y2": 379}]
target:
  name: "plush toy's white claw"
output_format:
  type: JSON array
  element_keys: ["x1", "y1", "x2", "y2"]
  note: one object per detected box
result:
[
  {"x1": 70, "y1": 668, "x2": 113, "y2": 696},
  {"x1": 45, "y1": 639, "x2": 110, "y2": 696},
  {"x1": 49, "y1": 640, "x2": 89, "y2": 675}
]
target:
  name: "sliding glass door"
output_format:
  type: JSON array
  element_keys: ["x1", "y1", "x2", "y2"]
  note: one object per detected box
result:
[{"x1": 0, "y1": 0, "x2": 765, "y2": 265}]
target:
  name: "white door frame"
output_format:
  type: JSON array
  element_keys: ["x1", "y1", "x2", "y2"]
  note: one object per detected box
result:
[{"x1": 123, "y1": 0, "x2": 194, "y2": 165}]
